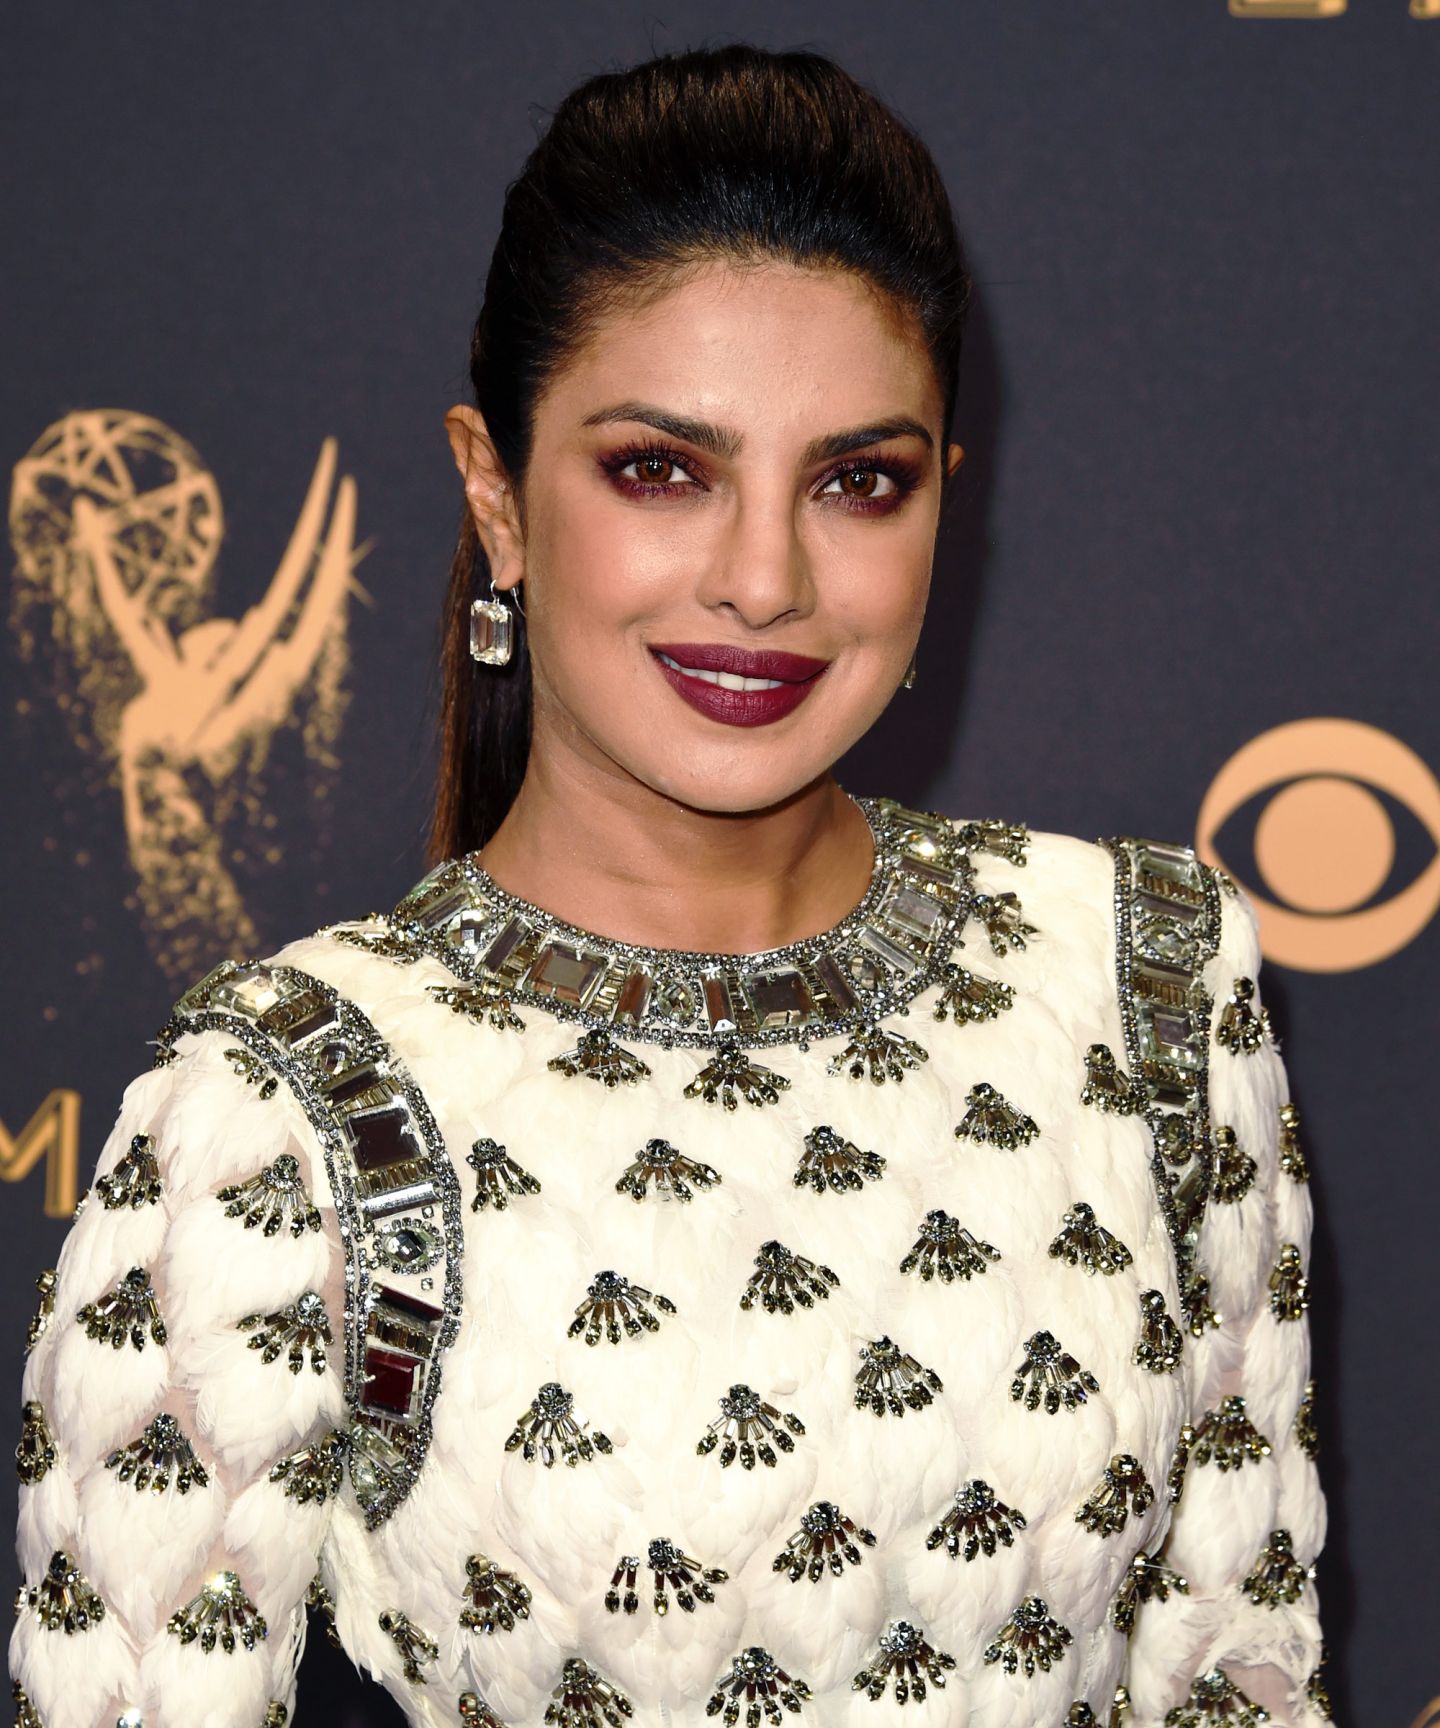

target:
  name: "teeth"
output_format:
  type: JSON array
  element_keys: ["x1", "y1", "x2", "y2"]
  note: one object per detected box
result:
[{"x1": 657, "y1": 651, "x2": 786, "y2": 692}]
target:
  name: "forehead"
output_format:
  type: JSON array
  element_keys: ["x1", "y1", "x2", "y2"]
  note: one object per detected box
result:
[{"x1": 539, "y1": 260, "x2": 941, "y2": 443}]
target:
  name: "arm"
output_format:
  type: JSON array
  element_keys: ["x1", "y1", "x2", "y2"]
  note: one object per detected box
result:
[
  {"x1": 10, "y1": 1028, "x2": 348, "y2": 1728},
  {"x1": 1129, "y1": 879, "x2": 1331, "y2": 1726}
]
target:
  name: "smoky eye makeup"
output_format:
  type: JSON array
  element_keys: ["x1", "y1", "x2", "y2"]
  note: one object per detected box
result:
[{"x1": 596, "y1": 437, "x2": 928, "y2": 515}]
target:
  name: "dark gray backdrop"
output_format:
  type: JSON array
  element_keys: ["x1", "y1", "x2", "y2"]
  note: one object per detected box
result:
[{"x1": 4, "y1": 5, "x2": 1436, "y2": 1723}]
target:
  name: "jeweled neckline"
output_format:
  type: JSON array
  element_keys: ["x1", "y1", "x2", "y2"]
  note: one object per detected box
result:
[
  {"x1": 381, "y1": 796, "x2": 1004, "y2": 1050},
  {"x1": 466, "y1": 793, "x2": 892, "y2": 969}
]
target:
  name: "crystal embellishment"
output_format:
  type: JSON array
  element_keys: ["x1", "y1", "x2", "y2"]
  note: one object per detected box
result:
[
  {"x1": 1215, "y1": 977, "x2": 1273, "y2": 1054},
  {"x1": 545, "y1": 1656, "x2": 633, "y2": 1726},
  {"x1": 379, "y1": 1608, "x2": 438, "y2": 1682},
  {"x1": 1111, "y1": 1549, "x2": 1189, "y2": 1636},
  {"x1": 954, "y1": 1081, "x2": 1038, "y2": 1149},
  {"x1": 505, "y1": 1382, "x2": 612, "y2": 1468},
  {"x1": 827, "y1": 1022, "x2": 929, "y2": 1084},
  {"x1": 96, "y1": 1133, "x2": 163, "y2": 1210},
  {"x1": 740, "y1": 1240, "x2": 839, "y2": 1312},
  {"x1": 793, "y1": 1124, "x2": 885, "y2": 1193},
  {"x1": 1134, "y1": 1289, "x2": 1184, "y2": 1374},
  {"x1": 616, "y1": 1137, "x2": 721, "y2": 1202},
  {"x1": 1010, "y1": 1330, "x2": 1100, "y2": 1413},
  {"x1": 696, "y1": 1383, "x2": 805, "y2": 1469},
  {"x1": 687, "y1": 1037, "x2": 791, "y2": 1109},
  {"x1": 167, "y1": 1569, "x2": 267, "y2": 1652},
  {"x1": 238, "y1": 1291, "x2": 332, "y2": 1375},
  {"x1": 1191, "y1": 1397, "x2": 1272, "y2": 1471},
  {"x1": 460, "y1": 1554, "x2": 533, "y2": 1633},
  {"x1": 926, "y1": 1479, "x2": 1028, "y2": 1560},
  {"x1": 1075, "y1": 1454, "x2": 1156, "y2": 1536},
  {"x1": 76, "y1": 1267, "x2": 167, "y2": 1351},
  {"x1": 548, "y1": 1028, "x2": 652, "y2": 1088},
  {"x1": 606, "y1": 1538, "x2": 728, "y2": 1614},
  {"x1": 16, "y1": 1401, "x2": 56, "y2": 1485},
  {"x1": 385, "y1": 798, "x2": 982, "y2": 1053},
  {"x1": 972, "y1": 890, "x2": 1038, "y2": 956},
  {"x1": 1241, "y1": 1529, "x2": 1314, "y2": 1607},
  {"x1": 269, "y1": 1429, "x2": 349, "y2": 1506},
  {"x1": 18, "y1": 1550, "x2": 107, "y2": 1632},
  {"x1": 158, "y1": 959, "x2": 465, "y2": 1534},
  {"x1": 26, "y1": 1268, "x2": 55, "y2": 1352},
  {"x1": 1269, "y1": 1244, "x2": 1311, "y2": 1320},
  {"x1": 982, "y1": 1596, "x2": 1073, "y2": 1676},
  {"x1": 1164, "y1": 1667, "x2": 1271, "y2": 1727},
  {"x1": 852, "y1": 1618, "x2": 956, "y2": 1704},
  {"x1": 1080, "y1": 1044, "x2": 1142, "y2": 1114},
  {"x1": 105, "y1": 1412, "x2": 210, "y2": 1494},
  {"x1": 855, "y1": 1335, "x2": 943, "y2": 1416},
  {"x1": 899, "y1": 1209, "x2": 1001, "y2": 1281},
  {"x1": 467, "y1": 1137, "x2": 541, "y2": 1211},
  {"x1": 429, "y1": 980, "x2": 526, "y2": 1033},
  {"x1": 1049, "y1": 1202, "x2": 1133, "y2": 1276},
  {"x1": 706, "y1": 1647, "x2": 812, "y2": 1725},
  {"x1": 1278, "y1": 1101, "x2": 1310, "y2": 1182},
  {"x1": 568, "y1": 1270, "x2": 676, "y2": 1345},
  {"x1": 1211, "y1": 1127, "x2": 1258, "y2": 1204},
  {"x1": 216, "y1": 1153, "x2": 323, "y2": 1238},
  {"x1": 931, "y1": 963, "x2": 1014, "y2": 1025},
  {"x1": 773, "y1": 1500, "x2": 877, "y2": 1581}
]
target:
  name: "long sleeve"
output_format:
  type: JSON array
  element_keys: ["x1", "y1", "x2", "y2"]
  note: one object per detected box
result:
[
  {"x1": 10, "y1": 1028, "x2": 349, "y2": 1728},
  {"x1": 1128, "y1": 880, "x2": 1331, "y2": 1726}
]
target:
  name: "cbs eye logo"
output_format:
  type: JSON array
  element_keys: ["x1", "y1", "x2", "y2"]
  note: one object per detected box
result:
[{"x1": 1197, "y1": 718, "x2": 1440, "y2": 973}]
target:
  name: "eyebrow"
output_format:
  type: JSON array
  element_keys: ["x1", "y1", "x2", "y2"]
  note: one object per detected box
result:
[{"x1": 579, "y1": 401, "x2": 935, "y2": 465}]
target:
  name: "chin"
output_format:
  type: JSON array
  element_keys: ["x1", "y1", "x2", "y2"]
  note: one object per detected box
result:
[{"x1": 631, "y1": 751, "x2": 838, "y2": 819}]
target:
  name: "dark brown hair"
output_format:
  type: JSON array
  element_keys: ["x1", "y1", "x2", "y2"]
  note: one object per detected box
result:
[{"x1": 429, "y1": 42, "x2": 972, "y2": 863}]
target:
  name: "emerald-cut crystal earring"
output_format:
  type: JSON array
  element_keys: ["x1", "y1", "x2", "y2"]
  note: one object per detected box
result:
[
  {"x1": 469, "y1": 583, "x2": 511, "y2": 666},
  {"x1": 901, "y1": 649, "x2": 918, "y2": 689},
  {"x1": 470, "y1": 575, "x2": 523, "y2": 667}
]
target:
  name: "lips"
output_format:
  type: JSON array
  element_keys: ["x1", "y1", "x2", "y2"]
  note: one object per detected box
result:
[{"x1": 647, "y1": 642, "x2": 830, "y2": 729}]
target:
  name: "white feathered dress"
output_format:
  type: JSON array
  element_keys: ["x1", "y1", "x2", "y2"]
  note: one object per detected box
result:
[{"x1": 10, "y1": 800, "x2": 1331, "y2": 1728}]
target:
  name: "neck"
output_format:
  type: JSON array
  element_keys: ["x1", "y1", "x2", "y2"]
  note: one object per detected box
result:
[{"x1": 474, "y1": 753, "x2": 876, "y2": 956}]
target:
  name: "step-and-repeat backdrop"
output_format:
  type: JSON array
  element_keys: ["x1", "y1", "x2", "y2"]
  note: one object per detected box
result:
[{"x1": 4, "y1": 6, "x2": 1435, "y2": 1724}]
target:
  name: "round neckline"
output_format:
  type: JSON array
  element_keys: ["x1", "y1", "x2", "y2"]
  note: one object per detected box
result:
[
  {"x1": 463, "y1": 792, "x2": 889, "y2": 970},
  {"x1": 385, "y1": 794, "x2": 982, "y2": 1049}
]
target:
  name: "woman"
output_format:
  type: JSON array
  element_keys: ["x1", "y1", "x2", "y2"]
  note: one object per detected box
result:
[{"x1": 10, "y1": 44, "x2": 1330, "y2": 1728}]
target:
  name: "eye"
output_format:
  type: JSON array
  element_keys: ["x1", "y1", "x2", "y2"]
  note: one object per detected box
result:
[
  {"x1": 617, "y1": 451, "x2": 700, "y2": 489},
  {"x1": 1196, "y1": 717, "x2": 1440, "y2": 971},
  {"x1": 819, "y1": 464, "x2": 898, "y2": 501}
]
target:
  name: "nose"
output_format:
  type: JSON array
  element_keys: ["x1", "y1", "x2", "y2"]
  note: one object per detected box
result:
[{"x1": 694, "y1": 488, "x2": 817, "y2": 630}]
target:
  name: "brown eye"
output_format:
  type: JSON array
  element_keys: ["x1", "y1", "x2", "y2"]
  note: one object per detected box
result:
[
  {"x1": 613, "y1": 450, "x2": 700, "y2": 490},
  {"x1": 822, "y1": 465, "x2": 896, "y2": 501}
]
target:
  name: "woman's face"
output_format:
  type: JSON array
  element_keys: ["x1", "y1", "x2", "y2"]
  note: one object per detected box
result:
[{"x1": 456, "y1": 260, "x2": 960, "y2": 817}]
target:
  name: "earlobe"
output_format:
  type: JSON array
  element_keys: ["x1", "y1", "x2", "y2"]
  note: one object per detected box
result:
[{"x1": 945, "y1": 442, "x2": 966, "y2": 478}]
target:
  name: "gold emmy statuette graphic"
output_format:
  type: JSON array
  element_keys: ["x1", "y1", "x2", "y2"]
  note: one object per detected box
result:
[
  {"x1": 0, "y1": 1091, "x2": 81, "y2": 1218},
  {"x1": 1407, "y1": 1697, "x2": 1440, "y2": 1728},
  {"x1": 1197, "y1": 717, "x2": 1440, "y2": 973},
  {"x1": 9, "y1": 410, "x2": 362, "y2": 983},
  {"x1": 1411, "y1": 0, "x2": 1440, "y2": 16}
]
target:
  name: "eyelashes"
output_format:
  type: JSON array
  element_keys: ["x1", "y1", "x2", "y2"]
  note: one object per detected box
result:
[{"x1": 598, "y1": 438, "x2": 925, "y2": 515}]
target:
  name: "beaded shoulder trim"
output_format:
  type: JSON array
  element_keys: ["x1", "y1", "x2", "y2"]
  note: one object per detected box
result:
[
  {"x1": 357, "y1": 799, "x2": 1025, "y2": 1051},
  {"x1": 1101, "y1": 836, "x2": 1224, "y2": 1323},
  {"x1": 159, "y1": 959, "x2": 464, "y2": 1531}
]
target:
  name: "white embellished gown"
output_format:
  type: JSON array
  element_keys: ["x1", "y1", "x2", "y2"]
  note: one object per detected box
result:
[{"x1": 10, "y1": 799, "x2": 1332, "y2": 1728}]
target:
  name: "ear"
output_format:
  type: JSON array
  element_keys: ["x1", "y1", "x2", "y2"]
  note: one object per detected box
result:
[
  {"x1": 944, "y1": 441, "x2": 966, "y2": 478},
  {"x1": 444, "y1": 404, "x2": 526, "y2": 591}
]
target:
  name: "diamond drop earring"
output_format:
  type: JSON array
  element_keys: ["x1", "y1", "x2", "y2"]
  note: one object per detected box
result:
[
  {"x1": 468, "y1": 480, "x2": 523, "y2": 667},
  {"x1": 901, "y1": 649, "x2": 918, "y2": 690},
  {"x1": 469, "y1": 575, "x2": 518, "y2": 666}
]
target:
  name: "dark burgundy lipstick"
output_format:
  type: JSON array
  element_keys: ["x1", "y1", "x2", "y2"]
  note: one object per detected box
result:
[{"x1": 648, "y1": 641, "x2": 830, "y2": 728}]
